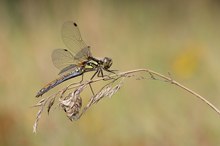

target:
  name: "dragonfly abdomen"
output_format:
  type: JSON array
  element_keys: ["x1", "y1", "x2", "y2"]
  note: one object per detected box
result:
[{"x1": 36, "y1": 69, "x2": 83, "y2": 97}]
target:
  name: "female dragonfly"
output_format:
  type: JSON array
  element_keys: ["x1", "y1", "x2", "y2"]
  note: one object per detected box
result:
[{"x1": 36, "y1": 21, "x2": 113, "y2": 97}]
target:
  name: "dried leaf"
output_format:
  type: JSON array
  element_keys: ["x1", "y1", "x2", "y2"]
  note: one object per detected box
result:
[
  {"x1": 33, "y1": 98, "x2": 46, "y2": 107},
  {"x1": 33, "y1": 104, "x2": 45, "y2": 133},
  {"x1": 106, "y1": 84, "x2": 122, "y2": 97},
  {"x1": 47, "y1": 97, "x2": 55, "y2": 114},
  {"x1": 59, "y1": 85, "x2": 85, "y2": 121}
]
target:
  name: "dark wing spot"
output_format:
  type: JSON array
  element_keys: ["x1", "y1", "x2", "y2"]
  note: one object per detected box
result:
[
  {"x1": 73, "y1": 22, "x2": 77, "y2": 27},
  {"x1": 64, "y1": 49, "x2": 68, "y2": 51}
]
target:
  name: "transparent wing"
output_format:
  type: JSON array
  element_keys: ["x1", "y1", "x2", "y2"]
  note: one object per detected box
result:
[
  {"x1": 52, "y1": 49, "x2": 77, "y2": 74},
  {"x1": 62, "y1": 21, "x2": 91, "y2": 61}
]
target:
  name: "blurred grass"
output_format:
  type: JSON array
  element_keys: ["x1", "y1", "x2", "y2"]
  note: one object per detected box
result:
[{"x1": 1, "y1": 0, "x2": 220, "y2": 146}]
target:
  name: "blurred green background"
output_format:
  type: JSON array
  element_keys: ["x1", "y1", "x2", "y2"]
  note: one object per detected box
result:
[{"x1": 1, "y1": 0, "x2": 220, "y2": 146}]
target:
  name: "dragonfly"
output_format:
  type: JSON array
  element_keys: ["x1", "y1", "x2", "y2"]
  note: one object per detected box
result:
[{"x1": 36, "y1": 21, "x2": 114, "y2": 97}]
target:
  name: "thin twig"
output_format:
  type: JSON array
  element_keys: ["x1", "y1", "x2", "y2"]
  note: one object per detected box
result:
[{"x1": 122, "y1": 69, "x2": 220, "y2": 116}]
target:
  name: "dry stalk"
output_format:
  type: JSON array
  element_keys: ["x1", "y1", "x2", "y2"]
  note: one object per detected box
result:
[{"x1": 33, "y1": 68, "x2": 220, "y2": 133}]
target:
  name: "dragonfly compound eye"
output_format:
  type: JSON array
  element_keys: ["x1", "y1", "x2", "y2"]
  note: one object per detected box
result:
[{"x1": 103, "y1": 57, "x2": 112, "y2": 69}]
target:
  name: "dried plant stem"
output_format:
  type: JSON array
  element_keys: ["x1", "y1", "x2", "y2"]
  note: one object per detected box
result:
[
  {"x1": 33, "y1": 68, "x2": 220, "y2": 133},
  {"x1": 170, "y1": 79, "x2": 220, "y2": 115},
  {"x1": 62, "y1": 68, "x2": 220, "y2": 116},
  {"x1": 122, "y1": 69, "x2": 220, "y2": 116}
]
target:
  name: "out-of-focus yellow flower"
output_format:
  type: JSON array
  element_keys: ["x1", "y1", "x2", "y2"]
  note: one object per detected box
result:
[{"x1": 172, "y1": 44, "x2": 204, "y2": 79}]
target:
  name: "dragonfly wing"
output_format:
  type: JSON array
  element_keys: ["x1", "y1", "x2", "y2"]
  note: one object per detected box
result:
[
  {"x1": 62, "y1": 21, "x2": 92, "y2": 61},
  {"x1": 74, "y1": 47, "x2": 92, "y2": 60},
  {"x1": 58, "y1": 64, "x2": 78, "y2": 75},
  {"x1": 52, "y1": 49, "x2": 77, "y2": 74}
]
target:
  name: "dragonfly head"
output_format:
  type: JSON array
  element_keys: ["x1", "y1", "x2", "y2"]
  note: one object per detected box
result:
[{"x1": 103, "y1": 57, "x2": 112, "y2": 69}]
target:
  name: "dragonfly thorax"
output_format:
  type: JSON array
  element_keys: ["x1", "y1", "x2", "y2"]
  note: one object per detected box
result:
[{"x1": 86, "y1": 57, "x2": 112, "y2": 70}]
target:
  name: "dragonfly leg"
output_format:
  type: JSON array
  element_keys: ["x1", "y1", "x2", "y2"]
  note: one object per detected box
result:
[
  {"x1": 98, "y1": 69, "x2": 112, "y2": 80},
  {"x1": 91, "y1": 69, "x2": 99, "y2": 80},
  {"x1": 89, "y1": 83, "x2": 95, "y2": 96},
  {"x1": 80, "y1": 73, "x2": 84, "y2": 83},
  {"x1": 105, "y1": 69, "x2": 118, "y2": 75},
  {"x1": 97, "y1": 68, "x2": 104, "y2": 77},
  {"x1": 99, "y1": 69, "x2": 117, "y2": 80},
  {"x1": 88, "y1": 69, "x2": 100, "y2": 96}
]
